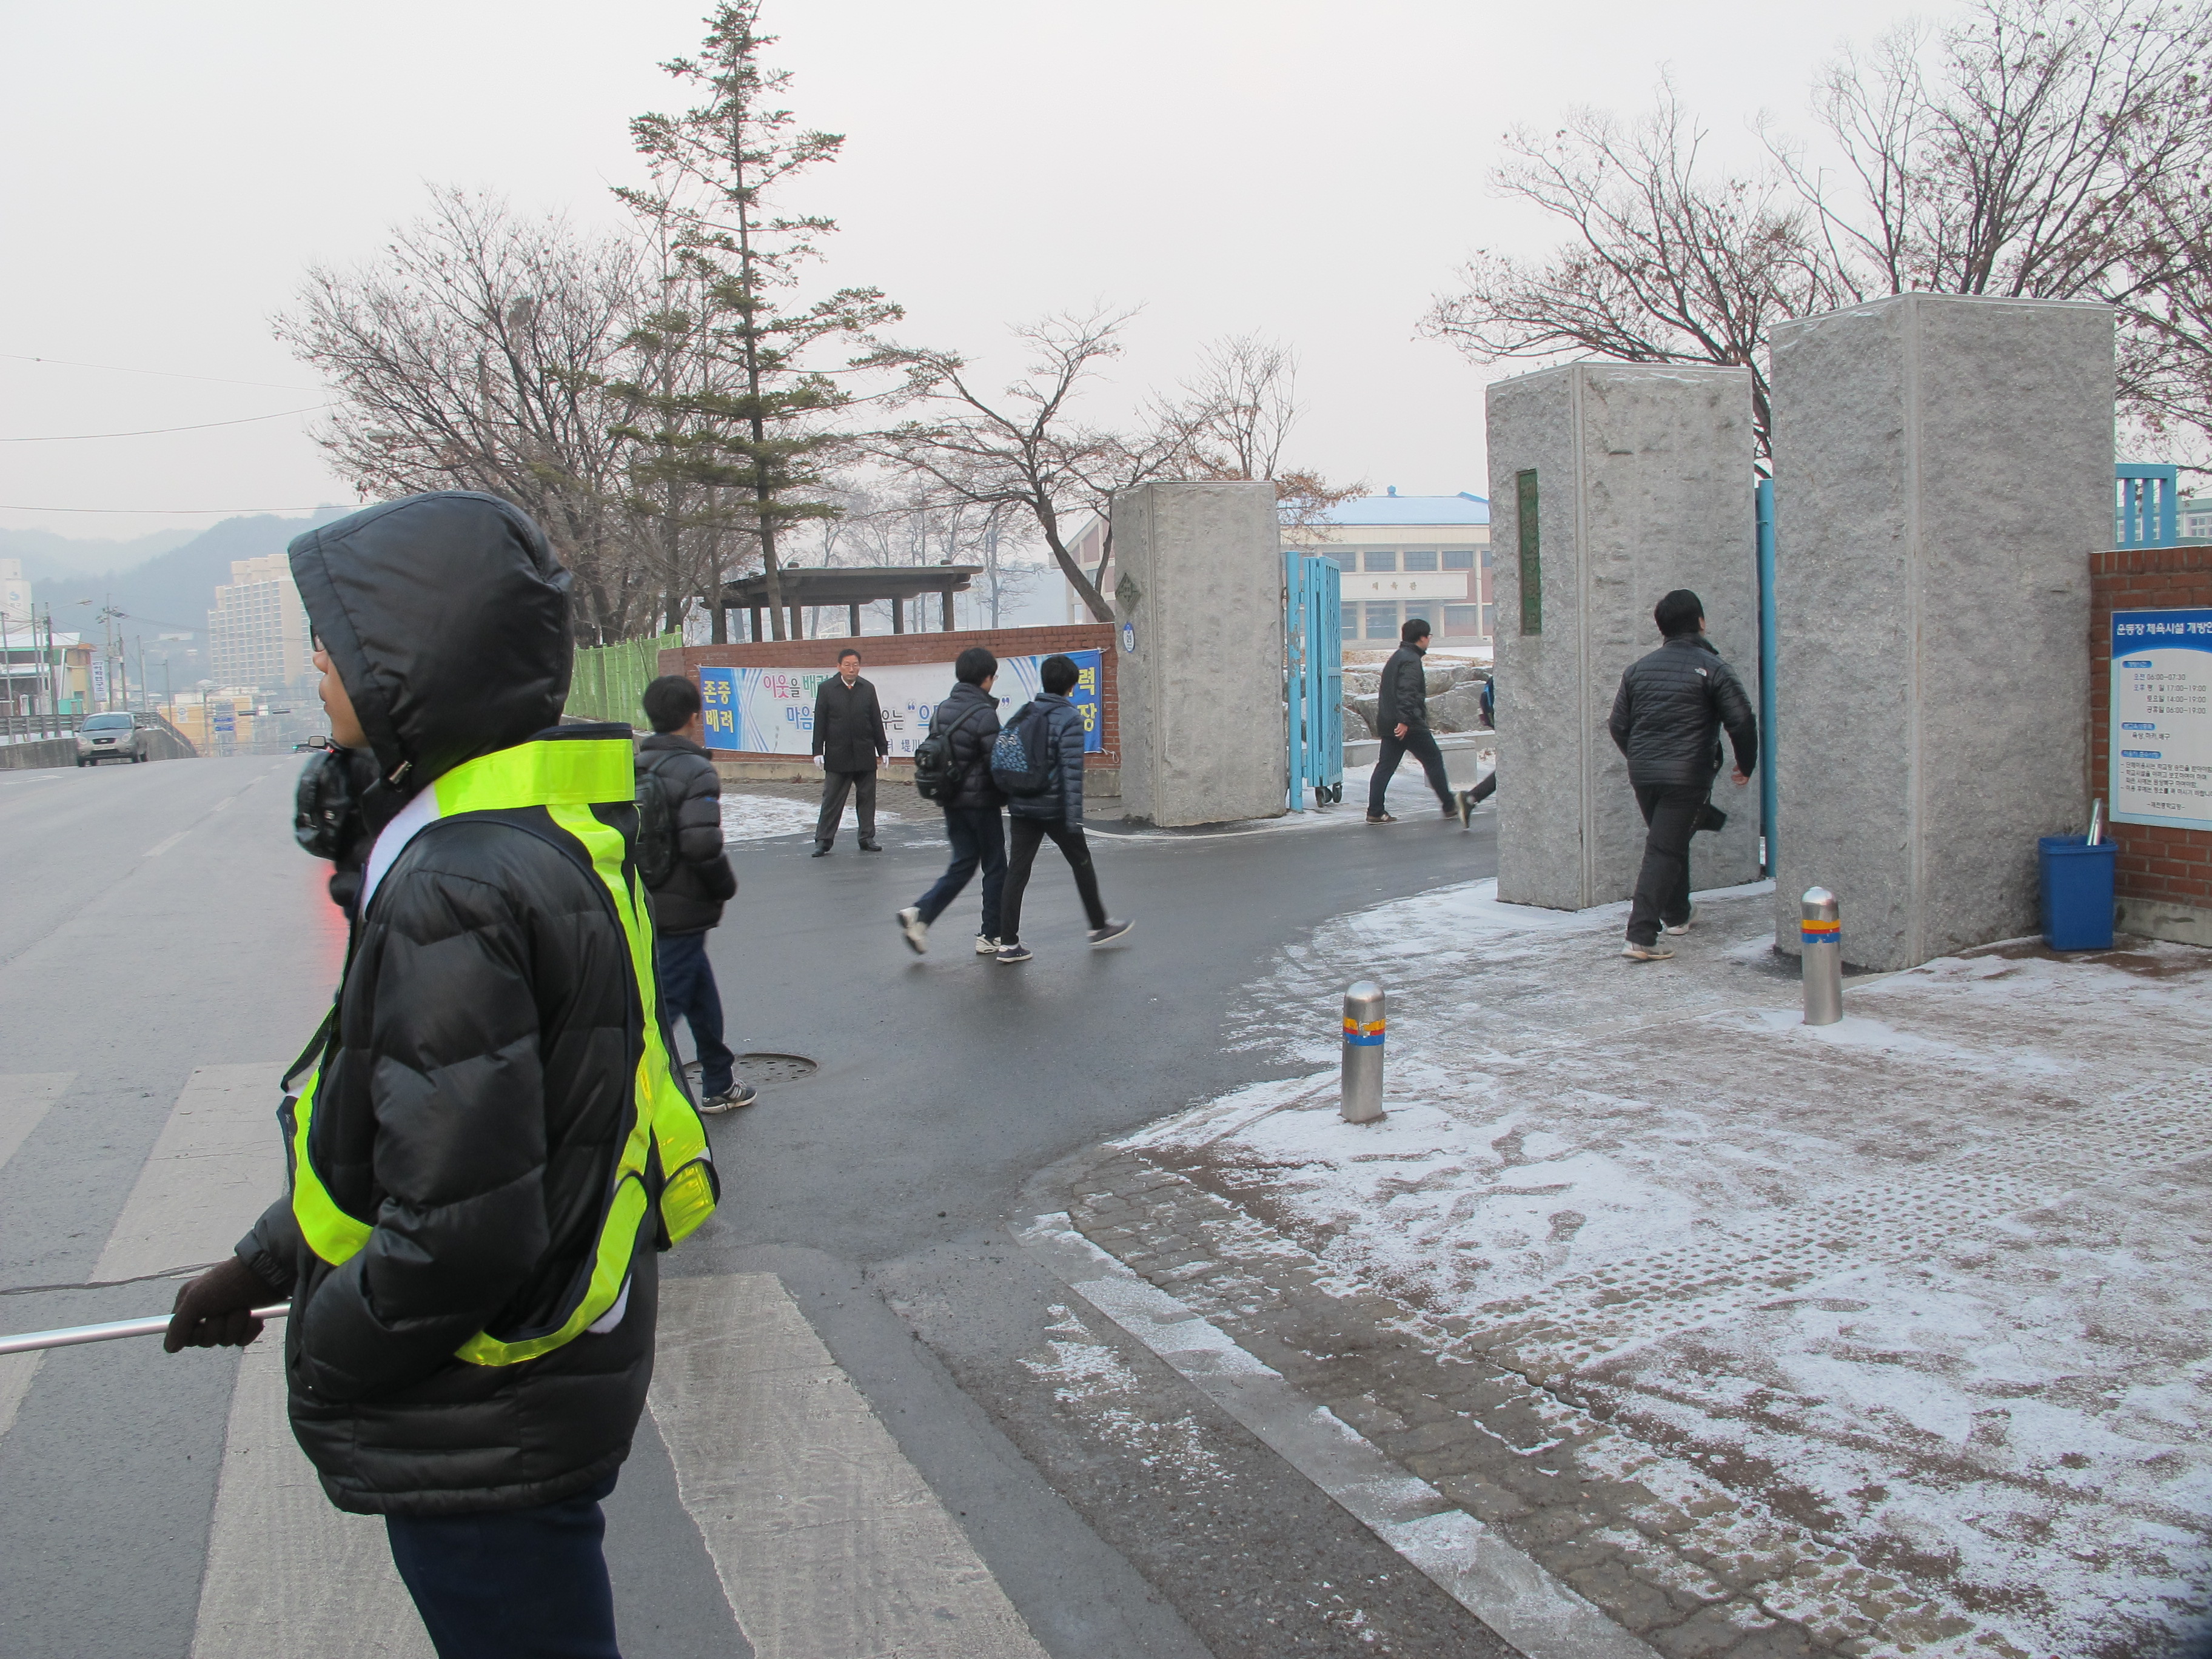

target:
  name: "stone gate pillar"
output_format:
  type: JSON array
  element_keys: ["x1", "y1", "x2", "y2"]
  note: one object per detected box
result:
[
  {"x1": 1111, "y1": 481, "x2": 1285, "y2": 826},
  {"x1": 1768, "y1": 295, "x2": 2113, "y2": 968},
  {"x1": 1487, "y1": 362, "x2": 1763, "y2": 910}
]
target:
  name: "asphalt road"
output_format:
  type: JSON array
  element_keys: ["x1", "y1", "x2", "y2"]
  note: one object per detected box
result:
[{"x1": 0, "y1": 752, "x2": 1497, "y2": 1658}]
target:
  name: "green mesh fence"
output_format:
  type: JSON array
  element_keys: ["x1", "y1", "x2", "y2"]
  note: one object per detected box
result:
[{"x1": 566, "y1": 634, "x2": 682, "y2": 726}]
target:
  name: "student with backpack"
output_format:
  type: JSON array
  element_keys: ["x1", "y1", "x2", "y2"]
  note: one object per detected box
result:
[
  {"x1": 989, "y1": 654, "x2": 1130, "y2": 964},
  {"x1": 638, "y1": 674, "x2": 753, "y2": 1110},
  {"x1": 896, "y1": 646, "x2": 1007, "y2": 956}
]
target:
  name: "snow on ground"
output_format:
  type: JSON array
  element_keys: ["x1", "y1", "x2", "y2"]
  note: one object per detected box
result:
[
  {"x1": 1131, "y1": 879, "x2": 2212, "y2": 1655},
  {"x1": 718, "y1": 791, "x2": 905, "y2": 843}
]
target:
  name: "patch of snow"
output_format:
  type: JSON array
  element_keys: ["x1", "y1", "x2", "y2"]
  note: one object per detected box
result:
[
  {"x1": 718, "y1": 792, "x2": 903, "y2": 843},
  {"x1": 1141, "y1": 879, "x2": 2212, "y2": 1655}
]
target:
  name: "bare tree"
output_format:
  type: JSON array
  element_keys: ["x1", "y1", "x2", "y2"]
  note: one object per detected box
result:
[
  {"x1": 1797, "y1": 0, "x2": 2212, "y2": 303},
  {"x1": 278, "y1": 189, "x2": 656, "y2": 642},
  {"x1": 1170, "y1": 332, "x2": 1361, "y2": 541},
  {"x1": 877, "y1": 310, "x2": 1198, "y2": 622},
  {"x1": 1426, "y1": 0, "x2": 2212, "y2": 463}
]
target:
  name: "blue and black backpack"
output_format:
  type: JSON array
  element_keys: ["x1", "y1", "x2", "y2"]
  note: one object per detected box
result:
[{"x1": 988, "y1": 703, "x2": 1056, "y2": 797}]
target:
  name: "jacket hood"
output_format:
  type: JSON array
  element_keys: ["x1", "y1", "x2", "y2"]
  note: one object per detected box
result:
[{"x1": 290, "y1": 492, "x2": 573, "y2": 793}]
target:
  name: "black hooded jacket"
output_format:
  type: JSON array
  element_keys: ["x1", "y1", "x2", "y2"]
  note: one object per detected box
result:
[
  {"x1": 1607, "y1": 634, "x2": 1759, "y2": 788},
  {"x1": 240, "y1": 491, "x2": 663, "y2": 1517}
]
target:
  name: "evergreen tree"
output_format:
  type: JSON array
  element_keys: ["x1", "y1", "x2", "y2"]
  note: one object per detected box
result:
[{"x1": 619, "y1": 1, "x2": 899, "y2": 640}]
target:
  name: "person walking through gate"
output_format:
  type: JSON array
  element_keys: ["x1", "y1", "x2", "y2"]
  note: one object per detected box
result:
[
  {"x1": 1609, "y1": 588, "x2": 1757, "y2": 963},
  {"x1": 1455, "y1": 672, "x2": 1498, "y2": 826},
  {"x1": 992, "y1": 653, "x2": 1131, "y2": 964},
  {"x1": 1367, "y1": 617, "x2": 1457, "y2": 823},
  {"x1": 162, "y1": 491, "x2": 719, "y2": 1659},
  {"x1": 896, "y1": 646, "x2": 1006, "y2": 956},
  {"x1": 639, "y1": 674, "x2": 753, "y2": 1113},
  {"x1": 811, "y1": 647, "x2": 886, "y2": 856}
]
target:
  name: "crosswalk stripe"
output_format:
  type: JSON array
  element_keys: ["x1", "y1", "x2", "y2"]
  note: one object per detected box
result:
[
  {"x1": 0, "y1": 1071, "x2": 71, "y2": 1179},
  {"x1": 652, "y1": 1273, "x2": 1048, "y2": 1659},
  {"x1": 0, "y1": 1074, "x2": 75, "y2": 1443},
  {"x1": 189, "y1": 1336, "x2": 432, "y2": 1659},
  {"x1": 93, "y1": 1064, "x2": 285, "y2": 1284}
]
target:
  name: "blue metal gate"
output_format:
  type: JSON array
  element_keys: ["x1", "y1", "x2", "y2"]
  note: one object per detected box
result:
[{"x1": 1285, "y1": 550, "x2": 1343, "y2": 810}]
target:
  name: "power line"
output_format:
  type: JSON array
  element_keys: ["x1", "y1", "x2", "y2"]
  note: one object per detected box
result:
[
  {"x1": 0, "y1": 503, "x2": 332, "y2": 515},
  {"x1": 0, "y1": 352, "x2": 325, "y2": 392},
  {"x1": 1, "y1": 404, "x2": 330, "y2": 443}
]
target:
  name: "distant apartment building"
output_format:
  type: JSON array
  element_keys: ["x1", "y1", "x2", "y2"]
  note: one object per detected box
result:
[
  {"x1": 2184, "y1": 495, "x2": 2212, "y2": 541},
  {"x1": 1056, "y1": 489, "x2": 1493, "y2": 649},
  {"x1": 1, "y1": 557, "x2": 29, "y2": 628},
  {"x1": 208, "y1": 554, "x2": 311, "y2": 693}
]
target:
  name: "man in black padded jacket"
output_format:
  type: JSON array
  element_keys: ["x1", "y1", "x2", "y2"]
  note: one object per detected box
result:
[
  {"x1": 1608, "y1": 588, "x2": 1758, "y2": 962},
  {"x1": 163, "y1": 491, "x2": 715, "y2": 1659}
]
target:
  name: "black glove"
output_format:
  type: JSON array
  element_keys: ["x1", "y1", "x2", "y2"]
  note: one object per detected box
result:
[{"x1": 164, "y1": 1255, "x2": 281, "y2": 1353}]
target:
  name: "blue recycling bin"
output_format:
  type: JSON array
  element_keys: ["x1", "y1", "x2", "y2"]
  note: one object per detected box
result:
[{"x1": 2039, "y1": 835, "x2": 2117, "y2": 951}]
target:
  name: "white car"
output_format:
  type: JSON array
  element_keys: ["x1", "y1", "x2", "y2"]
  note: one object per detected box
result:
[{"x1": 76, "y1": 713, "x2": 149, "y2": 766}]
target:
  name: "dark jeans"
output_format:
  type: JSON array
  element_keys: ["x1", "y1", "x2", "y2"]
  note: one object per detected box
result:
[
  {"x1": 916, "y1": 806, "x2": 1005, "y2": 939},
  {"x1": 386, "y1": 1474, "x2": 620, "y2": 1659},
  {"x1": 1626, "y1": 782, "x2": 1706, "y2": 945},
  {"x1": 1469, "y1": 768, "x2": 1497, "y2": 805},
  {"x1": 1369, "y1": 726, "x2": 1454, "y2": 815},
  {"x1": 656, "y1": 929, "x2": 732, "y2": 1098},
  {"x1": 1000, "y1": 816, "x2": 1107, "y2": 943},
  {"x1": 816, "y1": 766, "x2": 877, "y2": 846}
]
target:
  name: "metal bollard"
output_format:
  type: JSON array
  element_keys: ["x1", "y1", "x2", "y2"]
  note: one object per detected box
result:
[
  {"x1": 1801, "y1": 886, "x2": 1842, "y2": 1026},
  {"x1": 1340, "y1": 981, "x2": 1386, "y2": 1122}
]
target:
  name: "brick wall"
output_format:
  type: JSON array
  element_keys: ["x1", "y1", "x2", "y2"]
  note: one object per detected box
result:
[
  {"x1": 2088, "y1": 547, "x2": 2212, "y2": 929},
  {"x1": 662, "y1": 624, "x2": 1118, "y2": 768}
]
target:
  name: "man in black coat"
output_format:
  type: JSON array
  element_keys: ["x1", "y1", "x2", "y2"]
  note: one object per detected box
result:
[
  {"x1": 640, "y1": 674, "x2": 751, "y2": 1113},
  {"x1": 1609, "y1": 588, "x2": 1758, "y2": 962},
  {"x1": 811, "y1": 646, "x2": 887, "y2": 855},
  {"x1": 1367, "y1": 617, "x2": 1456, "y2": 823},
  {"x1": 896, "y1": 645, "x2": 1006, "y2": 955},
  {"x1": 161, "y1": 491, "x2": 711, "y2": 1658}
]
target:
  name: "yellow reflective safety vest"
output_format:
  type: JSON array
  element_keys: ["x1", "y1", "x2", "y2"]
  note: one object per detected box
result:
[{"x1": 281, "y1": 732, "x2": 717, "y2": 1367}]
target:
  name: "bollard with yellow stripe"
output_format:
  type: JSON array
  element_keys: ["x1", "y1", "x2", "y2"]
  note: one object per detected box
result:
[
  {"x1": 1801, "y1": 886, "x2": 1843, "y2": 1026},
  {"x1": 1340, "y1": 980, "x2": 1387, "y2": 1122}
]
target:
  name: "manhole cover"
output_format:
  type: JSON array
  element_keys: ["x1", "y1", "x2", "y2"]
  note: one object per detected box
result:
[{"x1": 686, "y1": 1053, "x2": 819, "y2": 1089}]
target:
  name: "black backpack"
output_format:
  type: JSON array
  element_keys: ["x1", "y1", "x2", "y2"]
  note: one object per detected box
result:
[
  {"x1": 988, "y1": 703, "x2": 1056, "y2": 797},
  {"x1": 634, "y1": 757, "x2": 680, "y2": 889},
  {"x1": 913, "y1": 704, "x2": 981, "y2": 802}
]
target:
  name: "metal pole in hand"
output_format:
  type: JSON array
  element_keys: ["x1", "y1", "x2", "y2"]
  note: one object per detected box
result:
[
  {"x1": 1340, "y1": 981, "x2": 1386, "y2": 1122},
  {"x1": 0, "y1": 1304, "x2": 290, "y2": 1357},
  {"x1": 1801, "y1": 887, "x2": 1842, "y2": 1026}
]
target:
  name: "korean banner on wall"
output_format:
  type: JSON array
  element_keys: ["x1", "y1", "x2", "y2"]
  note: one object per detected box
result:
[
  {"x1": 699, "y1": 649, "x2": 1103, "y2": 758},
  {"x1": 2111, "y1": 608, "x2": 2212, "y2": 833}
]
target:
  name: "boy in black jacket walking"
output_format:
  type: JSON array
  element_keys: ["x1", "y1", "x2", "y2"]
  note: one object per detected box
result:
[
  {"x1": 993, "y1": 654, "x2": 1131, "y2": 964},
  {"x1": 1608, "y1": 589, "x2": 1757, "y2": 962},
  {"x1": 640, "y1": 674, "x2": 752, "y2": 1110},
  {"x1": 897, "y1": 646, "x2": 1007, "y2": 956},
  {"x1": 1367, "y1": 618, "x2": 1456, "y2": 822}
]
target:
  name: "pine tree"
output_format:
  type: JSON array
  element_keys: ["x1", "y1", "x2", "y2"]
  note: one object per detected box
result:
[{"x1": 619, "y1": 1, "x2": 899, "y2": 640}]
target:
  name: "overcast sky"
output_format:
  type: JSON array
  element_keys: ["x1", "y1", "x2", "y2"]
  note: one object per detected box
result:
[{"x1": 0, "y1": 0, "x2": 1928, "y2": 542}]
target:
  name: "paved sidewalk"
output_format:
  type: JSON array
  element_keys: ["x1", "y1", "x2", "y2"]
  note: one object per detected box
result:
[{"x1": 1047, "y1": 881, "x2": 2212, "y2": 1658}]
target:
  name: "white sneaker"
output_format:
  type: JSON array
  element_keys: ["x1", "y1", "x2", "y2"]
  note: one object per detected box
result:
[
  {"x1": 1666, "y1": 904, "x2": 1697, "y2": 936},
  {"x1": 896, "y1": 907, "x2": 928, "y2": 955},
  {"x1": 1621, "y1": 939, "x2": 1675, "y2": 962},
  {"x1": 975, "y1": 934, "x2": 1000, "y2": 955}
]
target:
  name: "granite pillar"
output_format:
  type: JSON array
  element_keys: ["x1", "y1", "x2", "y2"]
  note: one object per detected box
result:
[
  {"x1": 1112, "y1": 482, "x2": 1286, "y2": 826},
  {"x1": 1768, "y1": 295, "x2": 2113, "y2": 969},
  {"x1": 1487, "y1": 362, "x2": 1763, "y2": 911}
]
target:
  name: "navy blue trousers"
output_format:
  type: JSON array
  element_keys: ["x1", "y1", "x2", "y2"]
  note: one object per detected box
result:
[
  {"x1": 916, "y1": 805, "x2": 1005, "y2": 939},
  {"x1": 655, "y1": 929, "x2": 733, "y2": 1098},
  {"x1": 386, "y1": 1474, "x2": 620, "y2": 1658}
]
